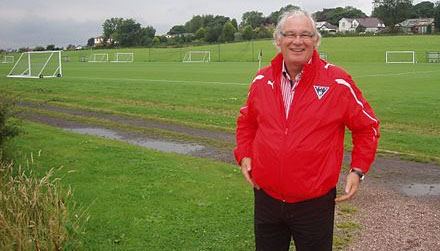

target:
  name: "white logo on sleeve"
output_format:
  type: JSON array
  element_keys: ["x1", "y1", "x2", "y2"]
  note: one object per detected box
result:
[
  {"x1": 267, "y1": 80, "x2": 274, "y2": 89},
  {"x1": 252, "y1": 75, "x2": 264, "y2": 83},
  {"x1": 314, "y1": 86, "x2": 330, "y2": 100}
]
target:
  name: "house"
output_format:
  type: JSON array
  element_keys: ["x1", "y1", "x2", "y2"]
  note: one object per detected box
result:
[
  {"x1": 338, "y1": 18, "x2": 385, "y2": 33},
  {"x1": 396, "y1": 18, "x2": 435, "y2": 34},
  {"x1": 94, "y1": 36, "x2": 113, "y2": 46},
  {"x1": 315, "y1": 21, "x2": 338, "y2": 33}
]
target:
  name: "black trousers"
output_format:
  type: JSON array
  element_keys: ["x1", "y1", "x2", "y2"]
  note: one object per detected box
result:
[{"x1": 254, "y1": 188, "x2": 336, "y2": 251}]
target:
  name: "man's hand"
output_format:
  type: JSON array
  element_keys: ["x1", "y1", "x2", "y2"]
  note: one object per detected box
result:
[
  {"x1": 335, "y1": 171, "x2": 361, "y2": 202},
  {"x1": 240, "y1": 157, "x2": 259, "y2": 189}
]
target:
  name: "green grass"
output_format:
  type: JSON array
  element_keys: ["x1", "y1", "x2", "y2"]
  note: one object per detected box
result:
[
  {"x1": 2, "y1": 35, "x2": 438, "y2": 249},
  {"x1": 4, "y1": 121, "x2": 255, "y2": 250},
  {"x1": 1, "y1": 36, "x2": 440, "y2": 161}
]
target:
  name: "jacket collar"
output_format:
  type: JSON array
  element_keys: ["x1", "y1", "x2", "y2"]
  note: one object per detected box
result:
[{"x1": 271, "y1": 50, "x2": 320, "y2": 84}]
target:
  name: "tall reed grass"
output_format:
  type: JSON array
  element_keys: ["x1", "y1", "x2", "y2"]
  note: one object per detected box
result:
[{"x1": 0, "y1": 151, "x2": 88, "y2": 250}]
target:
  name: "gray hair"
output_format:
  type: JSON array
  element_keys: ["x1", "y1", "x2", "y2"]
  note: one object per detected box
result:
[{"x1": 273, "y1": 9, "x2": 321, "y2": 50}]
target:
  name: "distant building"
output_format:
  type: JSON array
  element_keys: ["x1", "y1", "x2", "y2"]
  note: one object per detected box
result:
[
  {"x1": 94, "y1": 36, "x2": 113, "y2": 46},
  {"x1": 396, "y1": 18, "x2": 435, "y2": 34},
  {"x1": 338, "y1": 18, "x2": 385, "y2": 33},
  {"x1": 315, "y1": 21, "x2": 338, "y2": 33}
]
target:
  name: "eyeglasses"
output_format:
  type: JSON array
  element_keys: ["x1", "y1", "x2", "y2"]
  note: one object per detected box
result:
[{"x1": 280, "y1": 31, "x2": 315, "y2": 41}]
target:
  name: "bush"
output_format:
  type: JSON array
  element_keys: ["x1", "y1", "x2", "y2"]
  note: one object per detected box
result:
[
  {"x1": 0, "y1": 152, "x2": 88, "y2": 250},
  {"x1": 0, "y1": 95, "x2": 22, "y2": 147}
]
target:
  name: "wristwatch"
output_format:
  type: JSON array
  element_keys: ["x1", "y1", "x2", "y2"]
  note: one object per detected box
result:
[{"x1": 349, "y1": 168, "x2": 365, "y2": 181}]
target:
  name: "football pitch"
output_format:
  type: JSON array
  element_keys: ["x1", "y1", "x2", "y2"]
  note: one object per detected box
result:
[
  {"x1": 1, "y1": 35, "x2": 440, "y2": 160},
  {"x1": 0, "y1": 35, "x2": 439, "y2": 249}
]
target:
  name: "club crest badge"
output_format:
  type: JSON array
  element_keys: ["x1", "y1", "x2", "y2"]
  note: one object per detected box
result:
[{"x1": 314, "y1": 86, "x2": 330, "y2": 100}]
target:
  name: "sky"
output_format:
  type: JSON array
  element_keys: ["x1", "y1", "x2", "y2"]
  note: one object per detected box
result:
[{"x1": 0, "y1": 0, "x2": 426, "y2": 50}]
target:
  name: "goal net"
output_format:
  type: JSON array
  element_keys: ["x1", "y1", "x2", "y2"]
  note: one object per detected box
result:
[
  {"x1": 89, "y1": 53, "x2": 108, "y2": 62},
  {"x1": 183, "y1": 51, "x2": 211, "y2": 63},
  {"x1": 426, "y1": 51, "x2": 440, "y2": 63},
  {"x1": 386, "y1": 51, "x2": 416, "y2": 64},
  {"x1": 7, "y1": 51, "x2": 62, "y2": 78},
  {"x1": 111, "y1": 53, "x2": 134, "y2": 63},
  {"x1": 1, "y1": 56, "x2": 14, "y2": 63},
  {"x1": 319, "y1": 52, "x2": 328, "y2": 61}
]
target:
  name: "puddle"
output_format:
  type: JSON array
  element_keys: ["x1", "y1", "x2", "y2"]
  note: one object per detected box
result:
[
  {"x1": 401, "y1": 183, "x2": 440, "y2": 196},
  {"x1": 65, "y1": 127, "x2": 204, "y2": 154}
]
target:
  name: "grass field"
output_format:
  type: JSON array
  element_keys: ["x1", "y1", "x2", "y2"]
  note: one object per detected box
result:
[
  {"x1": 1, "y1": 35, "x2": 439, "y2": 160},
  {"x1": 1, "y1": 35, "x2": 439, "y2": 249}
]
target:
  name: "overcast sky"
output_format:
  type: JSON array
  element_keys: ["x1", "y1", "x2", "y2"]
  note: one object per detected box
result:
[{"x1": 0, "y1": 0, "x2": 426, "y2": 49}]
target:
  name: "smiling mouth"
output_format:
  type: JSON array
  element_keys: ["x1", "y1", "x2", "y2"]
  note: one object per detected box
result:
[{"x1": 289, "y1": 48, "x2": 305, "y2": 53}]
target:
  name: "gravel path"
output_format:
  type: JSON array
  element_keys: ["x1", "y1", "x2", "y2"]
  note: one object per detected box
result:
[
  {"x1": 19, "y1": 102, "x2": 440, "y2": 250},
  {"x1": 348, "y1": 183, "x2": 440, "y2": 251}
]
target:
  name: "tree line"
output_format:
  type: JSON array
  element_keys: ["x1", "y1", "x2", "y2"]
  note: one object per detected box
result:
[{"x1": 89, "y1": 0, "x2": 439, "y2": 48}]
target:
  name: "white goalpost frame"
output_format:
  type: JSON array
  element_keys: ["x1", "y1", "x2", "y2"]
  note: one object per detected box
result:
[
  {"x1": 7, "y1": 51, "x2": 62, "y2": 79},
  {"x1": 1, "y1": 55, "x2": 14, "y2": 63},
  {"x1": 385, "y1": 51, "x2": 416, "y2": 64},
  {"x1": 426, "y1": 51, "x2": 440, "y2": 63},
  {"x1": 319, "y1": 52, "x2": 328, "y2": 61},
  {"x1": 111, "y1": 52, "x2": 134, "y2": 63},
  {"x1": 183, "y1": 51, "x2": 211, "y2": 63},
  {"x1": 88, "y1": 53, "x2": 109, "y2": 62}
]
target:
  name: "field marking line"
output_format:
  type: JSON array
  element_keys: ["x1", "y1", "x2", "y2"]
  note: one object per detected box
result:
[
  {"x1": 68, "y1": 76, "x2": 249, "y2": 86},
  {"x1": 354, "y1": 70, "x2": 440, "y2": 78},
  {"x1": 68, "y1": 69, "x2": 439, "y2": 85},
  {"x1": 377, "y1": 148, "x2": 440, "y2": 161}
]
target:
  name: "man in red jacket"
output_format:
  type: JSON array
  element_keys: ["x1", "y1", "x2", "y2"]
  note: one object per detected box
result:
[{"x1": 234, "y1": 10, "x2": 379, "y2": 251}]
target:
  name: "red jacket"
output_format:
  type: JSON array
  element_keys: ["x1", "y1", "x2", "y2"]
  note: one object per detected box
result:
[{"x1": 234, "y1": 51, "x2": 380, "y2": 203}]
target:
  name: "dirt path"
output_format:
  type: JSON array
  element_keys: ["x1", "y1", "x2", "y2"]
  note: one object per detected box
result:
[{"x1": 19, "y1": 102, "x2": 440, "y2": 250}]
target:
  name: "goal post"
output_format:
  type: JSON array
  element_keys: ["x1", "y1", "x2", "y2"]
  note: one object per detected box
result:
[
  {"x1": 319, "y1": 52, "x2": 328, "y2": 61},
  {"x1": 426, "y1": 51, "x2": 440, "y2": 63},
  {"x1": 385, "y1": 51, "x2": 416, "y2": 64},
  {"x1": 183, "y1": 51, "x2": 211, "y2": 63},
  {"x1": 7, "y1": 51, "x2": 62, "y2": 78},
  {"x1": 88, "y1": 53, "x2": 108, "y2": 62},
  {"x1": 1, "y1": 56, "x2": 14, "y2": 64},
  {"x1": 111, "y1": 53, "x2": 134, "y2": 63}
]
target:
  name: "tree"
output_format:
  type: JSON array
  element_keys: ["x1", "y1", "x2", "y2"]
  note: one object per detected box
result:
[
  {"x1": 269, "y1": 4, "x2": 300, "y2": 24},
  {"x1": 195, "y1": 27, "x2": 206, "y2": 40},
  {"x1": 410, "y1": 1, "x2": 434, "y2": 18},
  {"x1": 204, "y1": 25, "x2": 222, "y2": 42},
  {"x1": 113, "y1": 18, "x2": 142, "y2": 47},
  {"x1": 184, "y1": 15, "x2": 204, "y2": 33},
  {"x1": 242, "y1": 25, "x2": 255, "y2": 40},
  {"x1": 313, "y1": 6, "x2": 367, "y2": 25},
  {"x1": 152, "y1": 37, "x2": 160, "y2": 47},
  {"x1": 435, "y1": 2, "x2": 440, "y2": 32},
  {"x1": 137, "y1": 26, "x2": 156, "y2": 46},
  {"x1": 372, "y1": 0, "x2": 413, "y2": 32},
  {"x1": 168, "y1": 25, "x2": 185, "y2": 35},
  {"x1": 87, "y1": 37, "x2": 95, "y2": 47},
  {"x1": 222, "y1": 22, "x2": 236, "y2": 42},
  {"x1": 102, "y1": 18, "x2": 155, "y2": 47},
  {"x1": 231, "y1": 18, "x2": 238, "y2": 30},
  {"x1": 46, "y1": 44, "x2": 55, "y2": 50},
  {"x1": 256, "y1": 25, "x2": 272, "y2": 39},
  {"x1": 103, "y1": 17, "x2": 123, "y2": 44},
  {"x1": 241, "y1": 11, "x2": 264, "y2": 29}
]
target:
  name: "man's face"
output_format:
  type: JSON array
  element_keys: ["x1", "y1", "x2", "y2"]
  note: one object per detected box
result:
[{"x1": 276, "y1": 15, "x2": 318, "y2": 68}]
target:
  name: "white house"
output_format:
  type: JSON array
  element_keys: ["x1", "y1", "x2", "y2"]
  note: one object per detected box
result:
[
  {"x1": 94, "y1": 36, "x2": 114, "y2": 46},
  {"x1": 396, "y1": 18, "x2": 435, "y2": 34},
  {"x1": 339, "y1": 18, "x2": 385, "y2": 33},
  {"x1": 315, "y1": 21, "x2": 338, "y2": 33}
]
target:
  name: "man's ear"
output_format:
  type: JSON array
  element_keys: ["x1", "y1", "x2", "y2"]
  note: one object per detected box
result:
[{"x1": 276, "y1": 37, "x2": 282, "y2": 47}]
